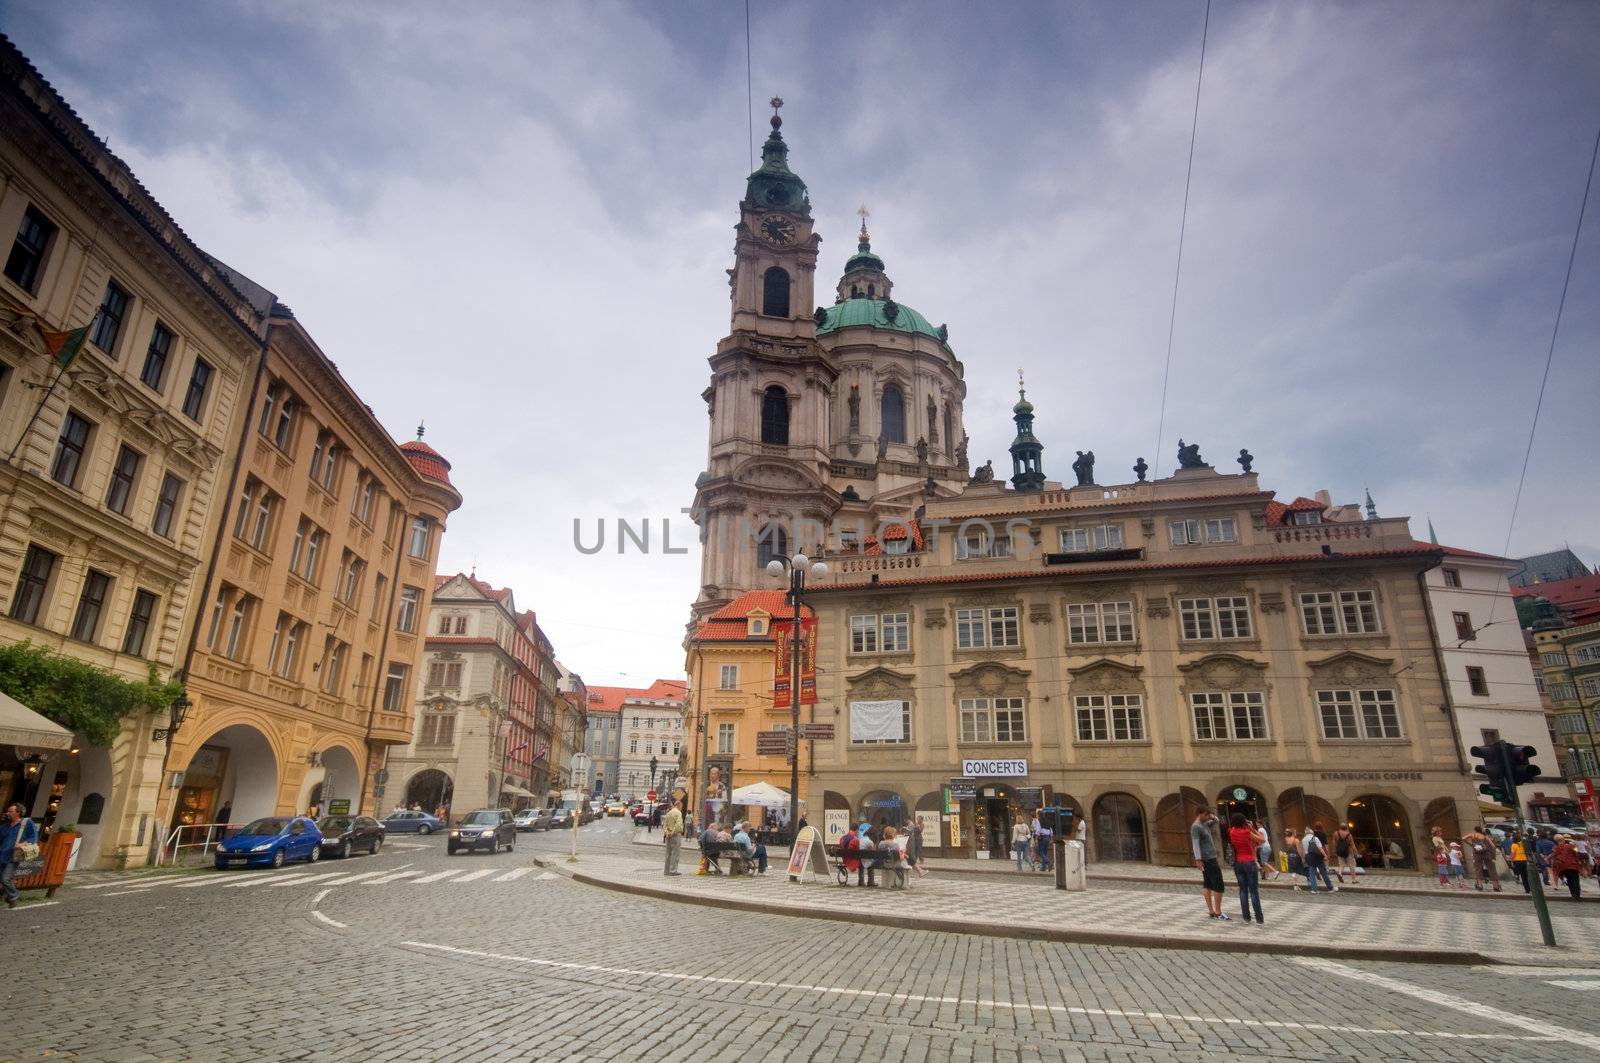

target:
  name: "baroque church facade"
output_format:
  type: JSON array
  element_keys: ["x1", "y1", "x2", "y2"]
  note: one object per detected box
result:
[{"x1": 690, "y1": 104, "x2": 969, "y2": 620}]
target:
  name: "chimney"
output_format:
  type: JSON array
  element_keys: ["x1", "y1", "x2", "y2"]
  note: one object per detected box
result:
[{"x1": 1314, "y1": 489, "x2": 1333, "y2": 507}]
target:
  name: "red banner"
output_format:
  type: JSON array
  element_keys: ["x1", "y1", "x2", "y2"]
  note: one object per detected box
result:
[{"x1": 772, "y1": 617, "x2": 817, "y2": 706}]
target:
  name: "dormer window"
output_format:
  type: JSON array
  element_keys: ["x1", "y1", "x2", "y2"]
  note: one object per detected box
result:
[
  {"x1": 1292, "y1": 511, "x2": 1322, "y2": 526},
  {"x1": 748, "y1": 616, "x2": 767, "y2": 636}
]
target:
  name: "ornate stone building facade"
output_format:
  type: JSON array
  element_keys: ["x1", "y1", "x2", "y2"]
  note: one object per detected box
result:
[
  {"x1": 0, "y1": 38, "x2": 267, "y2": 867},
  {"x1": 688, "y1": 108, "x2": 1477, "y2": 866},
  {"x1": 170, "y1": 311, "x2": 462, "y2": 832}
]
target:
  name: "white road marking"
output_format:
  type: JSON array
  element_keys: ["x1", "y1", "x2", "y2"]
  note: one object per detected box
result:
[
  {"x1": 1547, "y1": 979, "x2": 1600, "y2": 990},
  {"x1": 492, "y1": 868, "x2": 533, "y2": 882},
  {"x1": 536, "y1": 872, "x2": 559, "y2": 880},
  {"x1": 365, "y1": 869, "x2": 426, "y2": 885},
  {"x1": 312, "y1": 910, "x2": 346, "y2": 929},
  {"x1": 76, "y1": 875, "x2": 192, "y2": 890},
  {"x1": 1299, "y1": 958, "x2": 1600, "y2": 1051},
  {"x1": 411, "y1": 869, "x2": 464, "y2": 884},
  {"x1": 19, "y1": 902, "x2": 59, "y2": 911},
  {"x1": 390, "y1": 842, "x2": 431, "y2": 850},
  {"x1": 271, "y1": 872, "x2": 345, "y2": 888},
  {"x1": 1475, "y1": 965, "x2": 1600, "y2": 977},
  {"x1": 313, "y1": 889, "x2": 333, "y2": 904},
  {"x1": 222, "y1": 871, "x2": 312, "y2": 888},
  {"x1": 402, "y1": 941, "x2": 1556, "y2": 1043},
  {"x1": 445, "y1": 868, "x2": 496, "y2": 884},
  {"x1": 315, "y1": 869, "x2": 402, "y2": 887},
  {"x1": 103, "y1": 889, "x2": 155, "y2": 897}
]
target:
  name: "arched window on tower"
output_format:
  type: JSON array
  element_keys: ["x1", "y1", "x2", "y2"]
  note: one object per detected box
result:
[
  {"x1": 756, "y1": 522, "x2": 790, "y2": 569},
  {"x1": 880, "y1": 384, "x2": 907, "y2": 444},
  {"x1": 762, "y1": 267, "x2": 790, "y2": 317},
  {"x1": 761, "y1": 386, "x2": 789, "y2": 445}
]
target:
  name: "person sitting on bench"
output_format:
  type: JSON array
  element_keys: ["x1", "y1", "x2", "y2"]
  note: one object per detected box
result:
[{"x1": 733, "y1": 821, "x2": 768, "y2": 876}]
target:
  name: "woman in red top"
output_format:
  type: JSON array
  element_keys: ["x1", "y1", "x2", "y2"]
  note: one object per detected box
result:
[
  {"x1": 1228, "y1": 813, "x2": 1264, "y2": 924},
  {"x1": 1550, "y1": 838, "x2": 1584, "y2": 900}
]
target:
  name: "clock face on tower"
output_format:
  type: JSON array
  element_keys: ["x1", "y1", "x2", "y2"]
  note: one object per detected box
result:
[{"x1": 760, "y1": 214, "x2": 797, "y2": 245}]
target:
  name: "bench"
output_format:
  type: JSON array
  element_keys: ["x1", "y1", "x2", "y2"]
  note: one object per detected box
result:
[
  {"x1": 827, "y1": 845, "x2": 909, "y2": 889},
  {"x1": 700, "y1": 839, "x2": 756, "y2": 876}
]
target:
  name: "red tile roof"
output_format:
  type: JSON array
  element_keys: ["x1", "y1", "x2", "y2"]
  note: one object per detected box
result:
[
  {"x1": 693, "y1": 589, "x2": 813, "y2": 641},
  {"x1": 1417, "y1": 541, "x2": 1512, "y2": 562},
  {"x1": 433, "y1": 572, "x2": 513, "y2": 603},
  {"x1": 1511, "y1": 574, "x2": 1600, "y2": 606},
  {"x1": 865, "y1": 519, "x2": 924, "y2": 556},
  {"x1": 400, "y1": 439, "x2": 454, "y2": 486},
  {"x1": 810, "y1": 545, "x2": 1443, "y2": 593},
  {"x1": 583, "y1": 680, "x2": 686, "y2": 712}
]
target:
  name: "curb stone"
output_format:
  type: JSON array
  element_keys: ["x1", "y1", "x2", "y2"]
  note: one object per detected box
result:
[{"x1": 532, "y1": 856, "x2": 1503, "y2": 966}]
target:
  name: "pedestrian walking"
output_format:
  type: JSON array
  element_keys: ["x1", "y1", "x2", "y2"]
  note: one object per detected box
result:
[
  {"x1": 662, "y1": 798, "x2": 684, "y2": 875},
  {"x1": 1301, "y1": 826, "x2": 1336, "y2": 893},
  {"x1": 1433, "y1": 842, "x2": 1449, "y2": 887},
  {"x1": 1509, "y1": 832, "x2": 1531, "y2": 894},
  {"x1": 1011, "y1": 815, "x2": 1032, "y2": 872},
  {"x1": 1463, "y1": 826, "x2": 1501, "y2": 892},
  {"x1": 1551, "y1": 837, "x2": 1584, "y2": 900},
  {"x1": 1330, "y1": 824, "x2": 1357, "y2": 883},
  {"x1": 903, "y1": 818, "x2": 929, "y2": 879},
  {"x1": 1191, "y1": 806, "x2": 1228, "y2": 921},
  {"x1": 1, "y1": 803, "x2": 39, "y2": 909},
  {"x1": 1535, "y1": 831, "x2": 1556, "y2": 885},
  {"x1": 1036, "y1": 815, "x2": 1053, "y2": 872},
  {"x1": 1284, "y1": 828, "x2": 1304, "y2": 884},
  {"x1": 1447, "y1": 841, "x2": 1467, "y2": 888},
  {"x1": 1227, "y1": 813, "x2": 1265, "y2": 925},
  {"x1": 1253, "y1": 819, "x2": 1278, "y2": 880}
]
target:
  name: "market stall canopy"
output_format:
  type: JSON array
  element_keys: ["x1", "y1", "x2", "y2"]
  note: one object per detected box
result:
[
  {"x1": 0, "y1": 689, "x2": 73, "y2": 750},
  {"x1": 731, "y1": 781, "x2": 790, "y2": 807},
  {"x1": 500, "y1": 783, "x2": 535, "y2": 798}
]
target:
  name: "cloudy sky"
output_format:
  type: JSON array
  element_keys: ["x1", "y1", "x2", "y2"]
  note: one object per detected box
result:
[{"x1": 8, "y1": 2, "x2": 1598, "y2": 685}]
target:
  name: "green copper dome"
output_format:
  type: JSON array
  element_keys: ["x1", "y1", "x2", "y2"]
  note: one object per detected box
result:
[{"x1": 818, "y1": 297, "x2": 951, "y2": 350}]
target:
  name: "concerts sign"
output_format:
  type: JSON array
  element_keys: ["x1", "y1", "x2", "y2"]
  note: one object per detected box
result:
[
  {"x1": 961, "y1": 758, "x2": 1028, "y2": 778},
  {"x1": 772, "y1": 617, "x2": 817, "y2": 705}
]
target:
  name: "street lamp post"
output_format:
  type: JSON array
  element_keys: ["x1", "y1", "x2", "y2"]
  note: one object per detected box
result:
[{"x1": 767, "y1": 551, "x2": 827, "y2": 875}]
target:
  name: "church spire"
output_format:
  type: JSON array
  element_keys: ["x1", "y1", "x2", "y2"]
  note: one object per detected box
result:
[
  {"x1": 1008, "y1": 369, "x2": 1045, "y2": 492},
  {"x1": 745, "y1": 96, "x2": 809, "y2": 215},
  {"x1": 836, "y1": 203, "x2": 892, "y2": 301},
  {"x1": 1364, "y1": 487, "x2": 1378, "y2": 521}
]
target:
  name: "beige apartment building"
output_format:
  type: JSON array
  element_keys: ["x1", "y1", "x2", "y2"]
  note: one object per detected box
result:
[
  {"x1": 168, "y1": 310, "x2": 462, "y2": 833},
  {"x1": 800, "y1": 460, "x2": 1480, "y2": 867},
  {"x1": 0, "y1": 39, "x2": 267, "y2": 867}
]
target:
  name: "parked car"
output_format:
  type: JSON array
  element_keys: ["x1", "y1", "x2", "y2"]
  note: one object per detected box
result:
[
  {"x1": 448, "y1": 808, "x2": 516, "y2": 855},
  {"x1": 632, "y1": 802, "x2": 668, "y2": 826},
  {"x1": 214, "y1": 816, "x2": 323, "y2": 869},
  {"x1": 317, "y1": 815, "x2": 386, "y2": 857},
  {"x1": 382, "y1": 810, "x2": 445, "y2": 834},
  {"x1": 605, "y1": 801, "x2": 627, "y2": 818},
  {"x1": 513, "y1": 808, "x2": 550, "y2": 832},
  {"x1": 548, "y1": 807, "x2": 574, "y2": 830}
]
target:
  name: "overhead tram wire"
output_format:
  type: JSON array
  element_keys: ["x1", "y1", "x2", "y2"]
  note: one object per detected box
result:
[
  {"x1": 745, "y1": 0, "x2": 755, "y2": 172},
  {"x1": 1482, "y1": 121, "x2": 1600, "y2": 631},
  {"x1": 1152, "y1": 0, "x2": 1211, "y2": 469}
]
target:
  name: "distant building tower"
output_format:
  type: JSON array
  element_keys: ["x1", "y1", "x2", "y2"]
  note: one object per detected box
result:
[
  {"x1": 1008, "y1": 373, "x2": 1045, "y2": 492},
  {"x1": 1364, "y1": 488, "x2": 1378, "y2": 521}
]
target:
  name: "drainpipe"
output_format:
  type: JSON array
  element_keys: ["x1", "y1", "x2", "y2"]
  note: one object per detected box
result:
[
  {"x1": 151, "y1": 325, "x2": 269, "y2": 863},
  {"x1": 1417, "y1": 566, "x2": 1469, "y2": 776}
]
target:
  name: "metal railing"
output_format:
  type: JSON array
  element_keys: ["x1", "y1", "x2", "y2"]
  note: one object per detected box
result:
[{"x1": 156, "y1": 821, "x2": 235, "y2": 867}]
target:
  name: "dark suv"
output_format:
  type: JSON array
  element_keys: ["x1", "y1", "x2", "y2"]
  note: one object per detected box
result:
[{"x1": 448, "y1": 808, "x2": 516, "y2": 855}]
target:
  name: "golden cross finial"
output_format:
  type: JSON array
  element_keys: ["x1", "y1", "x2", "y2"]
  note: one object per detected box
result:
[
  {"x1": 857, "y1": 204, "x2": 870, "y2": 241},
  {"x1": 1018, "y1": 368, "x2": 1025, "y2": 391},
  {"x1": 770, "y1": 96, "x2": 784, "y2": 116}
]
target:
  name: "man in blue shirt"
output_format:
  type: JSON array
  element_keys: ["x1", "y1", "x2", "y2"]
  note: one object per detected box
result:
[
  {"x1": 2, "y1": 803, "x2": 40, "y2": 909},
  {"x1": 733, "y1": 821, "x2": 768, "y2": 876}
]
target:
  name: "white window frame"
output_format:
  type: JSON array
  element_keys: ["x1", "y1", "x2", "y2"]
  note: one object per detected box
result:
[
  {"x1": 1299, "y1": 589, "x2": 1381, "y2": 636},
  {"x1": 716, "y1": 723, "x2": 735, "y2": 754},
  {"x1": 1190, "y1": 691, "x2": 1268, "y2": 740},
  {"x1": 1168, "y1": 519, "x2": 1200, "y2": 546},
  {"x1": 1178, "y1": 596, "x2": 1252, "y2": 640},
  {"x1": 1204, "y1": 517, "x2": 1237, "y2": 543},
  {"x1": 718, "y1": 664, "x2": 738, "y2": 690},
  {"x1": 958, "y1": 696, "x2": 1027, "y2": 744},
  {"x1": 850, "y1": 612, "x2": 910, "y2": 654},
  {"x1": 1066, "y1": 601, "x2": 1136, "y2": 645},
  {"x1": 1073, "y1": 694, "x2": 1145, "y2": 742},
  {"x1": 1317, "y1": 688, "x2": 1401, "y2": 740}
]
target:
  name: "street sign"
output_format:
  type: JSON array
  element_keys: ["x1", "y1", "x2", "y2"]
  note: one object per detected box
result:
[
  {"x1": 797, "y1": 722, "x2": 835, "y2": 740},
  {"x1": 646, "y1": 790, "x2": 657, "y2": 801},
  {"x1": 1016, "y1": 787, "x2": 1044, "y2": 808},
  {"x1": 756, "y1": 730, "x2": 793, "y2": 756},
  {"x1": 327, "y1": 799, "x2": 351, "y2": 815},
  {"x1": 948, "y1": 778, "x2": 977, "y2": 801}
]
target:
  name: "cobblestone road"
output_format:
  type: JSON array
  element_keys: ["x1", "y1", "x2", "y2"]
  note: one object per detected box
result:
[{"x1": 6, "y1": 817, "x2": 1598, "y2": 1062}]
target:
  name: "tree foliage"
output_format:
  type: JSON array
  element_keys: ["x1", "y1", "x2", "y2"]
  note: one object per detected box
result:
[{"x1": 0, "y1": 641, "x2": 183, "y2": 747}]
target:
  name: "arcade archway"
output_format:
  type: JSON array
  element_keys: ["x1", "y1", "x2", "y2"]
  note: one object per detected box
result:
[
  {"x1": 173, "y1": 724, "x2": 279, "y2": 838},
  {"x1": 404, "y1": 768, "x2": 453, "y2": 815}
]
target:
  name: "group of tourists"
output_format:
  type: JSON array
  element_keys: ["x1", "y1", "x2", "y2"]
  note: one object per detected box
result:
[
  {"x1": 1191, "y1": 809, "x2": 1375, "y2": 924},
  {"x1": 1432, "y1": 824, "x2": 1594, "y2": 898},
  {"x1": 839, "y1": 820, "x2": 929, "y2": 886},
  {"x1": 1008, "y1": 811, "x2": 1083, "y2": 872}
]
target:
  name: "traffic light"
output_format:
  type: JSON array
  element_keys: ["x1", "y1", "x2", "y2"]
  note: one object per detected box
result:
[
  {"x1": 1507, "y1": 745, "x2": 1541, "y2": 787},
  {"x1": 1471, "y1": 741, "x2": 1511, "y2": 805}
]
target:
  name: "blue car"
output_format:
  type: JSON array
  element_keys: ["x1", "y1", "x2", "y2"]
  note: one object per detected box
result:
[
  {"x1": 381, "y1": 810, "x2": 445, "y2": 834},
  {"x1": 214, "y1": 816, "x2": 323, "y2": 870}
]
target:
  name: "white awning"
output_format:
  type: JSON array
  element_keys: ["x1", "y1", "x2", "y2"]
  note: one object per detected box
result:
[
  {"x1": 0, "y1": 690, "x2": 73, "y2": 750},
  {"x1": 501, "y1": 783, "x2": 536, "y2": 798},
  {"x1": 731, "y1": 781, "x2": 790, "y2": 807}
]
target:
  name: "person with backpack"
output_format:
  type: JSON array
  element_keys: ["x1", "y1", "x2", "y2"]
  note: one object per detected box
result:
[
  {"x1": 1, "y1": 803, "x2": 40, "y2": 909},
  {"x1": 1330, "y1": 824, "x2": 1358, "y2": 883},
  {"x1": 1300, "y1": 825, "x2": 1336, "y2": 893},
  {"x1": 1283, "y1": 828, "x2": 1303, "y2": 880},
  {"x1": 1463, "y1": 826, "x2": 1501, "y2": 892}
]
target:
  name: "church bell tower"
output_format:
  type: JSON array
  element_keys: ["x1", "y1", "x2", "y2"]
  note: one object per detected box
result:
[{"x1": 690, "y1": 99, "x2": 840, "y2": 620}]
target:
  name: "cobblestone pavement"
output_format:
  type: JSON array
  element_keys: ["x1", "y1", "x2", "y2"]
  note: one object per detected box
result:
[
  {"x1": 604, "y1": 823, "x2": 1600, "y2": 964},
  {"x1": 5, "y1": 817, "x2": 1598, "y2": 1062}
]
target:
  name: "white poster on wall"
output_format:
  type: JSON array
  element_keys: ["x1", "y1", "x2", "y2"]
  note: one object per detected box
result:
[
  {"x1": 914, "y1": 810, "x2": 942, "y2": 850},
  {"x1": 825, "y1": 809, "x2": 850, "y2": 845},
  {"x1": 850, "y1": 700, "x2": 905, "y2": 742}
]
